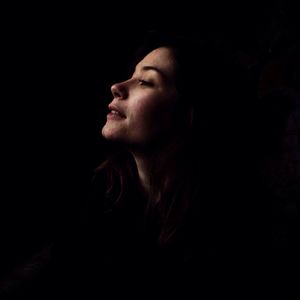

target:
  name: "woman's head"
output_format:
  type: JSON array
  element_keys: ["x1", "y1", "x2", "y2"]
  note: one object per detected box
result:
[
  {"x1": 101, "y1": 30, "x2": 246, "y2": 154},
  {"x1": 101, "y1": 31, "x2": 224, "y2": 153}
]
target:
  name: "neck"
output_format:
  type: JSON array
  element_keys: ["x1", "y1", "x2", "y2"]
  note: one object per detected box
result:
[
  {"x1": 126, "y1": 137, "x2": 176, "y2": 195},
  {"x1": 131, "y1": 152, "x2": 154, "y2": 195}
]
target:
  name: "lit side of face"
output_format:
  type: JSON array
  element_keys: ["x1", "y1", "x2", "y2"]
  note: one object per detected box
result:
[{"x1": 102, "y1": 47, "x2": 179, "y2": 150}]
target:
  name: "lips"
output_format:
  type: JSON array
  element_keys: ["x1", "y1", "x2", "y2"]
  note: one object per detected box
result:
[{"x1": 108, "y1": 104, "x2": 126, "y2": 118}]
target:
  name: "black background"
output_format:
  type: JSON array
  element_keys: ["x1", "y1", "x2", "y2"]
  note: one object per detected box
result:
[{"x1": 1, "y1": 0, "x2": 299, "y2": 277}]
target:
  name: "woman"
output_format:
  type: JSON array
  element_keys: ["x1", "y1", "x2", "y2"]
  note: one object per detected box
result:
[
  {"x1": 84, "y1": 31, "x2": 260, "y2": 291},
  {"x1": 1, "y1": 31, "x2": 260, "y2": 298}
]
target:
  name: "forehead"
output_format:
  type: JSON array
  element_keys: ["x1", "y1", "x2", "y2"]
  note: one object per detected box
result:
[{"x1": 136, "y1": 47, "x2": 176, "y2": 75}]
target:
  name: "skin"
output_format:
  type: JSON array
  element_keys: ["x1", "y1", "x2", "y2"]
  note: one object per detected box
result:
[{"x1": 102, "y1": 47, "x2": 180, "y2": 191}]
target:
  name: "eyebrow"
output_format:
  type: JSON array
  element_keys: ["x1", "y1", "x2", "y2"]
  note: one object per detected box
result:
[{"x1": 140, "y1": 65, "x2": 168, "y2": 81}]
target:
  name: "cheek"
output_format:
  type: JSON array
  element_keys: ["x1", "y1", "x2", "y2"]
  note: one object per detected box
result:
[
  {"x1": 133, "y1": 100, "x2": 158, "y2": 120},
  {"x1": 132, "y1": 96, "x2": 176, "y2": 134}
]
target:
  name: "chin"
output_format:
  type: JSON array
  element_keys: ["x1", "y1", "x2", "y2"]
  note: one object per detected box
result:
[
  {"x1": 101, "y1": 127, "x2": 121, "y2": 142},
  {"x1": 101, "y1": 126, "x2": 112, "y2": 140}
]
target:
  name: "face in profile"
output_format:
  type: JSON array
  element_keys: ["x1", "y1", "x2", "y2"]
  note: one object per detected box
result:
[{"x1": 102, "y1": 47, "x2": 180, "y2": 150}]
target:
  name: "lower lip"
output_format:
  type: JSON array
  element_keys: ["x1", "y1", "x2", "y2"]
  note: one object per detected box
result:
[{"x1": 107, "y1": 113, "x2": 126, "y2": 120}]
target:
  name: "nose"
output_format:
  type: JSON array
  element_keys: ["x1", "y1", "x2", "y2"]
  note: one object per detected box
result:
[{"x1": 111, "y1": 81, "x2": 128, "y2": 99}]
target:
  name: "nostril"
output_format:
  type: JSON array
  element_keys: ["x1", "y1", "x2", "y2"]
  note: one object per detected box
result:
[
  {"x1": 112, "y1": 89, "x2": 121, "y2": 98},
  {"x1": 111, "y1": 84, "x2": 119, "y2": 97},
  {"x1": 111, "y1": 83, "x2": 127, "y2": 99}
]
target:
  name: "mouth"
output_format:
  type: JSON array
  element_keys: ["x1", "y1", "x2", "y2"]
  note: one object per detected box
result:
[{"x1": 108, "y1": 104, "x2": 126, "y2": 118}]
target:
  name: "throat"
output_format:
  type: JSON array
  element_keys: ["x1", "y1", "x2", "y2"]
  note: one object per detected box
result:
[
  {"x1": 138, "y1": 169, "x2": 151, "y2": 197},
  {"x1": 131, "y1": 153, "x2": 152, "y2": 197}
]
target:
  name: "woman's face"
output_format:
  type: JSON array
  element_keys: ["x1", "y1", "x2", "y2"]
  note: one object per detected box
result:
[{"x1": 102, "y1": 47, "x2": 179, "y2": 149}]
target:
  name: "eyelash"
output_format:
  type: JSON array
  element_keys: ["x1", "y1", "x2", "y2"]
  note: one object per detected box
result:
[{"x1": 138, "y1": 79, "x2": 153, "y2": 86}]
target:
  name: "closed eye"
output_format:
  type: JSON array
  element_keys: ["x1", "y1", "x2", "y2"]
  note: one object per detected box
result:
[{"x1": 138, "y1": 79, "x2": 154, "y2": 86}]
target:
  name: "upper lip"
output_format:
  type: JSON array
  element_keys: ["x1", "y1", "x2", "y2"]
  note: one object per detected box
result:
[{"x1": 108, "y1": 104, "x2": 126, "y2": 118}]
